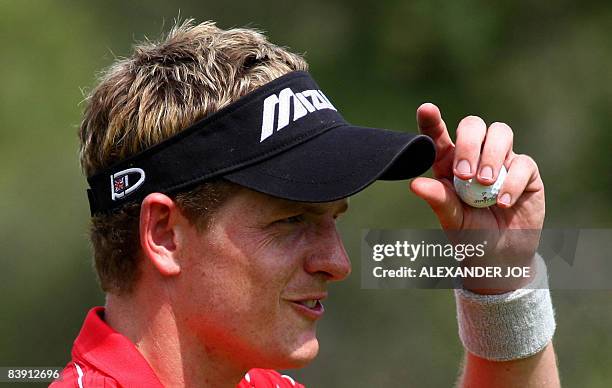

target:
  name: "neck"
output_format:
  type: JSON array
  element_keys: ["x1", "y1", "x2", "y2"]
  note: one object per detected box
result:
[{"x1": 105, "y1": 293, "x2": 246, "y2": 388}]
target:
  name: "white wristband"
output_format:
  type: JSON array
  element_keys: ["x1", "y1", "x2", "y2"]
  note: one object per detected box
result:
[{"x1": 454, "y1": 253, "x2": 556, "y2": 361}]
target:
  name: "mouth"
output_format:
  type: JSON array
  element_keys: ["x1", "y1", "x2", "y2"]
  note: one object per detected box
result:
[
  {"x1": 287, "y1": 295, "x2": 326, "y2": 320},
  {"x1": 298, "y1": 299, "x2": 321, "y2": 309}
]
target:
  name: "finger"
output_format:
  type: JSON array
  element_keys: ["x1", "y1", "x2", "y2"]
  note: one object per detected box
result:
[
  {"x1": 416, "y1": 103, "x2": 455, "y2": 179},
  {"x1": 476, "y1": 122, "x2": 514, "y2": 185},
  {"x1": 417, "y1": 103, "x2": 454, "y2": 150},
  {"x1": 453, "y1": 116, "x2": 487, "y2": 180},
  {"x1": 497, "y1": 154, "x2": 542, "y2": 208},
  {"x1": 410, "y1": 177, "x2": 463, "y2": 229}
]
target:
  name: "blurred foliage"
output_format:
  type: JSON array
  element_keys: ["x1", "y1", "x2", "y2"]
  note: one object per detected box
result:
[{"x1": 1, "y1": 0, "x2": 611, "y2": 387}]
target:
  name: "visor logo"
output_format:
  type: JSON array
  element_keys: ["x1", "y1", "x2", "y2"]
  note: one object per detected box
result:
[
  {"x1": 260, "y1": 88, "x2": 336, "y2": 142},
  {"x1": 110, "y1": 167, "x2": 146, "y2": 201}
]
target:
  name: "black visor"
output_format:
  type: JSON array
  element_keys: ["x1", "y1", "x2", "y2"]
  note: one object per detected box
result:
[{"x1": 86, "y1": 71, "x2": 435, "y2": 214}]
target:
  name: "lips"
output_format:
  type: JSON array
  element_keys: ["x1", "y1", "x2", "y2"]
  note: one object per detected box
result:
[
  {"x1": 286, "y1": 294, "x2": 327, "y2": 319},
  {"x1": 299, "y1": 299, "x2": 318, "y2": 308}
]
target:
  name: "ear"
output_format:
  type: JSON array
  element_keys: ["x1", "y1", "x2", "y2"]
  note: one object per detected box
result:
[{"x1": 139, "y1": 193, "x2": 182, "y2": 277}]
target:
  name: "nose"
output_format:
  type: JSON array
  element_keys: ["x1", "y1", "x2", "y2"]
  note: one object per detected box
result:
[{"x1": 304, "y1": 221, "x2": 352, "y2": 282}]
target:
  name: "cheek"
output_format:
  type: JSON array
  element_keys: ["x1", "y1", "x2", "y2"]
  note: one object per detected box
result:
[
  {"x1": 175, "y1": 222, "x2": 320, "y2": 366},
  {"x1": 179, "y1": 224, "x2": 300, "y2": 318}
]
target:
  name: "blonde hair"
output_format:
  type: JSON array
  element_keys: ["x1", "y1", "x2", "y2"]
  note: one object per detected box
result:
[{"x1": 80, "y1": 20, "x2": 308, "y2": 294}]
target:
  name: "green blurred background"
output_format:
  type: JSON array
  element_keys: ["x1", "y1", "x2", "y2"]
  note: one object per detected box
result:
[{"x1": 1, "y1": 0, "x2": 611, "y2": 387}]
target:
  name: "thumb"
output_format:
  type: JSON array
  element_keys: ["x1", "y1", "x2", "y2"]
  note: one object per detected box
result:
[{"x1": 410, "y1": 177, "x2": 464, "y2": 229}]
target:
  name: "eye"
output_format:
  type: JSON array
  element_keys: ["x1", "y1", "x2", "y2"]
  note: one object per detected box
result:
[{"x1": 279, "y1": 214, "x2": 305, "y2": 224}]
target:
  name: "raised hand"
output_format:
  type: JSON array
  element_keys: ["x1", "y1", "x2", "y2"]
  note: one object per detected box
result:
[{"x1": 410, "y1": 103, "x2": 546, "y2": 291}]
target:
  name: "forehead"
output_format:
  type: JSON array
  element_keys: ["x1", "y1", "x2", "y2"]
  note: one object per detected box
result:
[{"x1": 224, "y1": 187, "x2": 349, "y2": 216}]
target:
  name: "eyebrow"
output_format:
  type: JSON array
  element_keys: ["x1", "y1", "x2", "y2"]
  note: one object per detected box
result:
[{"x1": 300, "y1": 200, "x2": 349, "y2": 216}]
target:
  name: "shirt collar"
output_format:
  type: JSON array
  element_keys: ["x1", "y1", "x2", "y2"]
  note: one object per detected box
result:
[{"x1": 72, "y1": 306, "x2": 164, "y2": 388}]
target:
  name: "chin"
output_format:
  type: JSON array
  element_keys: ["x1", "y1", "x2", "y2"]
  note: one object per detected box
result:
[
  {"x1": 282, "y1": 337, "x2": 320, "y2": 369},
  {"x1": 257, "y1": 337, "x2": 320, "y2": 370}
]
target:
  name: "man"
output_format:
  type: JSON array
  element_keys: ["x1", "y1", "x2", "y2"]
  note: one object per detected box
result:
[{"x1": 52, "y1": 20, "x2": 559, "y2": 387}]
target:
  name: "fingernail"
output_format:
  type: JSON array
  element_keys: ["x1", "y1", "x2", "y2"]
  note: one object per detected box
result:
[
  {"x1": 499, "y1": 193, "x2": 511, "y2": 205},
  {"x1": 480, "y1": 166, "x2": 493, "y2": 180},
  {"x1": 456, "y1": 160, "x2": 471, "y2": 175}
]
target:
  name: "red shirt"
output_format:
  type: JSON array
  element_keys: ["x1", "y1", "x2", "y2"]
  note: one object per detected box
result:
[{"x1": 50, "y1": 307, "x2": 304, "y2": 388}]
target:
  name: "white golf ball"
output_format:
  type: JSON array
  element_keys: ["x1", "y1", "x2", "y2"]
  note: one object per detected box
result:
[{"x1": 453, "y1": 165, "x2": 507, "y2": 208}]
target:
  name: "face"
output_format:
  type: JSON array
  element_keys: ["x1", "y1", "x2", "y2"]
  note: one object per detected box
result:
[{"x1": 173, "y1": 188, "x2": 351, "y2": 370}]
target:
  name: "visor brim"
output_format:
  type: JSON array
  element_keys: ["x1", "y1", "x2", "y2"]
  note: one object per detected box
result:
[{"x1": 223, "y1": 125, "x2": 435, "y2": 202}]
